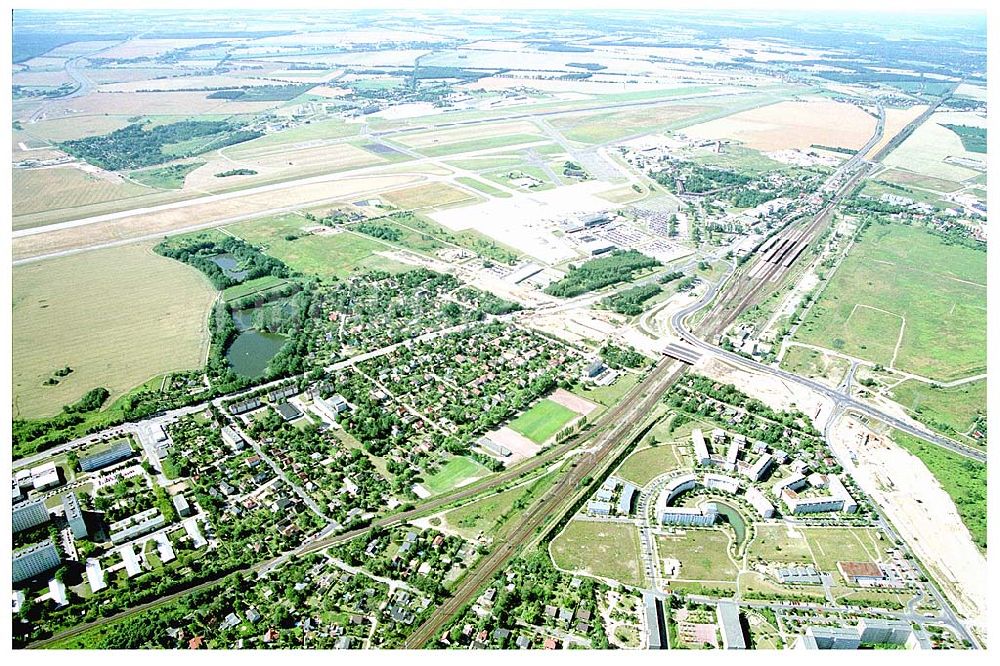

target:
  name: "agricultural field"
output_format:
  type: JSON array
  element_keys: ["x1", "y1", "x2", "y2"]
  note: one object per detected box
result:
[
  {"x1": 883, "y1": 113, "x2": 986, "y2": 181},
  {"x1": 550, "y1": 520, "x2": 645, "y2": 587},
  {"x1": 421, "y1": 456, "x2": 491, "y2": 495},
  {"x1": 682, "y1": 99, "x2": 877, "y2": 152},
  {"x1": 892, "y1": 430, "x2": 986, "y2": 551},
  {"x1": 508, "y1": 398, "x2": 578, "y2": 444},
  {"x1": 12, "y1": 242, "x2": 217, "y2": 418},
  {"x1": 12, "y1": 168, "x2": 154, "y2": 227},
  {"x1": 876, "y1": 167, "x2": 963, "y2": 193},
  {"x1": 889, "y1": 379, "x2": 986, "y2": 441},
  {"x1": 862, "y1": 104, "x2": 927, "y2": 158},
  {"x1": 224, "y1": 213, "x2": 410, "y2": 278},
  {"x1": 793, "y1": 222, "x2": 986, "y2": 381},
  {"x1": 656, "y1": 529, "x2": 739, "y2": 582}
]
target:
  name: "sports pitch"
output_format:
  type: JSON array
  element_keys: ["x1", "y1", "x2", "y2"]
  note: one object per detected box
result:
[
  {"x1": 508, "y1": 398, "x2": 578, "y2": 444},
  {"x1": 422, "y1": 456, "x2": 490, "y2": 495}
]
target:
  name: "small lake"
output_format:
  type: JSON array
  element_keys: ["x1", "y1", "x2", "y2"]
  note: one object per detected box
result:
[
  {"x1": 227, "y1": 306, "x2": 288, "y2": 378},
  {"x1": 707, "y1": 501, "x2": 747, "y2": 547},
  {"x1": 226, "y1": 330, "x2": 286, "y2": 379},
  {"x1": 232, "y1": 308, "x2": 255, "y2": 332},
  {"x1": 210, "y1": 253, "x2": 249, "y2": 281}
]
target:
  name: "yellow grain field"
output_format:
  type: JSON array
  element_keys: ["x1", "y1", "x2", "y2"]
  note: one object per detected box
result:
[
  {"x1": 682, "y1": 99, "x2": 877, "y2": 152},
  {"x1": 13, "y1": 168, "x2": 153, "y2": 227},
  {"x1": 12, "y1": 242, "x2": 218, "y2": 418},
  {"x1": 863, "y1": 105, "x2": 927, "y2": 158}
]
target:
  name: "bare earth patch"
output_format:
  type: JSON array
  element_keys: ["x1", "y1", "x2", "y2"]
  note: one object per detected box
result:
[
  {"x1": 548, "y1": 388, "x2": 599, "y2": 416},
  {"x1": 487, "y1": 426, "x2": 542, "y2": 464},
  {"x1": 828, "y1": 417, "x2": 986, "y2": 632}
]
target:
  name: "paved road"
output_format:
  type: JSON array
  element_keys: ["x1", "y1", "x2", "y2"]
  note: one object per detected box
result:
[{"x1": 670, "y1": 291, "x2": 985, "y2": 462}]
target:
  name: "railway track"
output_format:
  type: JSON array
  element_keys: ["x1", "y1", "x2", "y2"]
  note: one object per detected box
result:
[
  {"x1": 696, "y1": 163, "x2": 873, "y2": 339},
  {"x1": 25, "y1": 356, "x2": 681, "y2": 650},
  {"x1": 403, "y1": 359, "x2": 685, "y2": 648}
]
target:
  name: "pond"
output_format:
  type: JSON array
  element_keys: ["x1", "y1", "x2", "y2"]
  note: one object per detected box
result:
[
  {"x1": 226, "y1": 330, "x2": 286, "y2": 379},
  {"x1": 226, "y1": 306, "x2": 286, "y2": 378},
  {"x1": 707, "y1": 501, "x2": 747, "y2": 547},
  {"x1": 210, "y1": 253, "x2": 249, "y2": 281}
]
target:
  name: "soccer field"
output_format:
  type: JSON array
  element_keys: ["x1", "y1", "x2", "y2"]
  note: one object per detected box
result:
[
  {"x1": 508, "y1": 398, "x2": 578, "y2": 444},
  {"x1": 422, "y1": 456, "x2": 490, "y2": 495}
]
